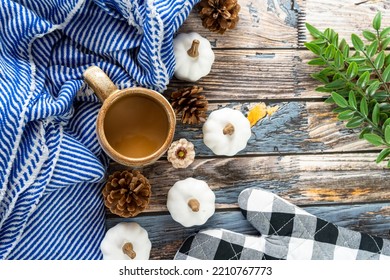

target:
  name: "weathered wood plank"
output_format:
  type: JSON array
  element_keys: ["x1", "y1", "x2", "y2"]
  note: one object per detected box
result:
[
  {"x1": 166, "y1": 49, "x2": 325, "y2": 100},
  {"x1": 299, "y1": 0, "x2": 390, "y2": 47},
  {"x1": 178, "y1": 0, "x2": 299, "y2": 48},
  {"x1": 108, "y1": 153, "x2": 390, "y2": 214},
  {"x1": 170, "y1": 101, "x2": 375, "y2": 157},
  {"x1": 106, "y1": 203, "x2": 390, "y2": 259}
]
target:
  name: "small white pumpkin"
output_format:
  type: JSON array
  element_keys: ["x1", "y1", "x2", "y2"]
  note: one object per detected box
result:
[
  {"x1": 167, "y1": 178, "x2": 215, "y2": 227},
  {"x1": 173, "y1": 32, "x2": 215, "y2": 82},
  {"x1": 100, "y1": 222, "x2": 151, "y2": 260},
  {"x1": 203, "y1": 108, "x2": 251, "y2": 156}
]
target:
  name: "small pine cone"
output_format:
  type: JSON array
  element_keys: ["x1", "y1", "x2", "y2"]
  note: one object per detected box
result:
[
  {"x1": 198, "y1": 0, "x2": 240, "y2": 34},
  {"x1": 170, "y1": 86, "x2": 208, "y2": 125},
  {"x1": 103, "y1": 170, "x2": 151, "y2": 218}
]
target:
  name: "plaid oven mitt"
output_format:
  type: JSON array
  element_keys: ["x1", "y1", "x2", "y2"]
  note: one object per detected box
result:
[{"x1": 175, "y1": 188, "x2": 390, "y2": 260}]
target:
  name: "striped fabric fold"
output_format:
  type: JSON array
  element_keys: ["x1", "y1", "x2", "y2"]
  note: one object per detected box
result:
[{"x1": 0, "y1": 0, "x2": 198, "y2": 259}]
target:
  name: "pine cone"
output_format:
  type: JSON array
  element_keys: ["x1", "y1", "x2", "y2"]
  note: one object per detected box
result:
[
  {"x1": 170, "y1": 86, "x2": 208, "y2": 125},
  {"x1": 198, "y1": 0, "x2": 240, "y2": 34},
  {"x1": 103, "y1": 170, "x2": 151, "y2": 218}
]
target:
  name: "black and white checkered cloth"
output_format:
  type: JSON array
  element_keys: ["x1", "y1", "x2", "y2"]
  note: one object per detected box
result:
[{"x1": 174, "y1": 188, "x2": 390, "y2": 260}]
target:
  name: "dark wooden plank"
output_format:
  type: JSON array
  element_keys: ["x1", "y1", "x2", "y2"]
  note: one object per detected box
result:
[
  {"x1": 106, "y1": 203, "x2": 390, "y2": 259},
  {"x1": 178, "y1": 0, "x2": 299, "y2": 49},
  {"x1": 108, "y1": 153, "x2": 390, "y2": 214},
  {"x1": 170, "y1": 101, "x2": 375, "y2": 157},
  {"x1": 166, "y1": 50, "x2": 326, "y2": 100},
  {"x1": 299, "y1": 0, "x2": 390, "y2": 47}
]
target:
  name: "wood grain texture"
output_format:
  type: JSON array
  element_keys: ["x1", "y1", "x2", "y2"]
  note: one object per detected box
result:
[
  {"x1": 178, "y1": 0, "x2": 299, "y2": 48},
  {"x1": 108, "y1": 153, "x2": 390, "y2": 215},
  {"x1": 104, "y1": 1, "x2": 390, "y2": 260},
  {"x1": 167, "y1": 50, "x2": 328, "y2": 100},
  {"x1": 171, "y1": 101, "x2": 375, "y2": 157},
  {"x1": 106, "y1": 203, "x2": 390, "y2": 260},
  {"x1": 300, "y1": 0, "x2": 390, "y2": 47}
]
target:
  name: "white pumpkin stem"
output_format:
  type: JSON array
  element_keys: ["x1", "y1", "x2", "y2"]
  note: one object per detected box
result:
[
  {"x1": 223, "y1": 123, "x2": 235, "y2": 135},
  {"x1": 188, "y1": 198, "x2": 200, "y2": 212},
  {"x1": 187, "y1": 40, "x2": 200, "y2": 58},
  {"x1": 122, "y1": 242, "x2": 136, "y2": 259}
]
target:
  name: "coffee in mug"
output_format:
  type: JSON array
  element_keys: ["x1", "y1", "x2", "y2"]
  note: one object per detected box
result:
[{"x1": 83, "y1": 66, "x2": 176, "y2": 167}]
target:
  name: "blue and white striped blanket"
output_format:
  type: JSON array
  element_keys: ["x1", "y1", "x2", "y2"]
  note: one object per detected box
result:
[{"x1": 0, "y1": 0, "x2": 197, "y2": 259}]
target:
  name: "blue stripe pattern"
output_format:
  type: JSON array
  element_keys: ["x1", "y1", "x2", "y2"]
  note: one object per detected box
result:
[{"x1": 0, "y1": 0, "x2": 198, "y2": 259}]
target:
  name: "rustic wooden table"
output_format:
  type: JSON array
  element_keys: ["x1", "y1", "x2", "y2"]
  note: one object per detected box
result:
[{"x1": 106, "y1": 0, "x2": 390, "y2": 260}]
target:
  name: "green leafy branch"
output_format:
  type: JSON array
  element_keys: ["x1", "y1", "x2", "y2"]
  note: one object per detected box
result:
[{"x1": 305, "y1": 12, "x2": 390, "y2": 166}]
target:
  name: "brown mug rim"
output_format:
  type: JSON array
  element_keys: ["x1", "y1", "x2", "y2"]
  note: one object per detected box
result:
[{"x1": 96, "y1": 87, "x2": 176, "y2": 167}]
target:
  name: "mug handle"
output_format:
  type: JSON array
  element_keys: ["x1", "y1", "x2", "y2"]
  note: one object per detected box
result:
[{"x1": 83, "y1": 66, "x2": 119, "y2": 102}]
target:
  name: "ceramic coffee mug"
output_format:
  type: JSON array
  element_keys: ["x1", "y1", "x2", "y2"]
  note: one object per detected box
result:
[{"x1": 83, "y1": 66, "x2": 176, "y2": 167}]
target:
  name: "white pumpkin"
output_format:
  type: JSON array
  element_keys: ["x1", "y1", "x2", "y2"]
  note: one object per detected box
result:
[
  {"x1": 100, "y1": 222, "x2": 151, "y2": 260},
  {"x1": 167, "y1": 178, "x2": 215, "y2": 227},
  {"x1": 203, "y1": 108, "x2": 251, "y2": 156},
  {"x1": 173, "y1": 32, "x2": 215, "y2": 82}
]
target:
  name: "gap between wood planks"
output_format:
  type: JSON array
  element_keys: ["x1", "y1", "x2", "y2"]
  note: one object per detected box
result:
[{"x1": 106, "y1": 198, "x2": 390, "y2": 219}]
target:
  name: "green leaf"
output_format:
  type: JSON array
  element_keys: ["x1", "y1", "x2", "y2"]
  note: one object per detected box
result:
[
  {"x1": 374, "y1": 51, "x2": 385, "y2": 69},
  {"x1": 311, "y1": 73, "x2": 329, "y2": 84},
  {"x1": 325, "y1": 96, "x2": 335, "y2": 104},
  {"x1": 339, "y1": 39, "x2": 350, "y2": 57},
  {"x1": 305, "y1": 42, "x2": 321, "y2": 55},
  {"x1": 319, "y1": 68, "x2": 335, "y2": 76},
  {"x1": 347, "y1": 56, "x2": 366, "y2": 63},
  {"x1": 358, "y1": 66, "x2": 373, "y2": 73},
  {"x1": 380, "y1": 113, "x2": 389, "y2": 122},
  {"x1": 306, "y1": 23, "x2": 323, "y2": 39},
  {"x1": 376, "y1": 148, "x2": 390, "y2": 163},
  {"x1": 382, "y1": 37, "x2": 390, "y2": 50},
  {"x1": 342, "y1": 44, "x2": 350, "y2": 58},
  {"x1": 382, "y1": 118, "x2": 390, "y2": 129},
  {"x1": 324, "y1": 28, "x2": 332, "y2": 40},
  {"x1": 380, "y1": 27, "x2": 390, "y2": 38},
  {"x1": 385, "y1": 126, "x2": 390, "y2": 144},
  {"x1": 364, "y1": 133, "x2": 384, "y2": 146},
  {"x1": 380, "y1": 104, "x2": 390, "y2": 112},
  {"x1": 385, "y1": 54, "x2": 390, "y2": 67},
  {"x1": 311, "y1": 38, "x2": 327, "y2": 45},
  {"x1": 348, "y1": 91, "x2": 357, "y2": 109},
  {"x1": 359, "y1": 127, "x2": 372, "y2": 139},
  {"x1": 360, "y1": 98, "x2": 368, "y2": 116},
  {"x1": 382, "y1": 65, "x2": 390, "y2": 82},
  {"x1": 373, "y1": 91, "x2": 389, "y2": 102},
  {"x1": 331, "y1": 92, "x2": 349, "y2": 108},
  {"x1": 346, "y1": 117, "x2": 364, "y2": 128},
  {"x1": 325, "y1": 79, "x2": 345, "y2": 89},
  {"x1": 331, "y1": 33, "x2": 339, "y2": 46},
  {"x1": 338, "y1": 110, "x2": 355, "y2": 120},
  {"x1": 351, "y1": 34, "x2": 364, "y2": 51},
  {"x1": 346, "y1": 62, "x2": 358, "y2": 79},
  {"x1": 316, "y1": 86, "x2": 333, "y2": 93},
  {"x1": 366, "y1": 80, "x2": 381, "y2": 96},
  {"x1": 366, "y1": 41, "x2": 378, "y2": 58},
  {"x1": 308, "y1": 58, "x2": 327, "y2": 66},
  {"x1": 324, "y1": 45, "x2": 336, "y2": 59},
  {"x1": 357, "y1": 71, "x2": 370, "y2": 88},
  {"x1": 373, "y1": 103, "x2": 380, "y2": 125},
  {"x1": 363, "y1": 30, "x2": 377, "y2": 41},
  {"x1": 334, "y1": 50, "x2": 344, "y2": 69},
  {"x1": 333, "y1": 107, "x2": 346, "y2": 113},
  {"x1": 373, "y1": 12, "x2": 382, "y2": 31}
]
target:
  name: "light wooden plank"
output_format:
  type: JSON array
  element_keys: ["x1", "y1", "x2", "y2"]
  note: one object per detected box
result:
[
  {"x1": 107, "y1": 153, "x2": 390, "y2": 214},
  {"x1": 106, "y1": 203, "x2": 390, "y2": 259},
  {"x1": 166, "y1": 49, "x2": 326, "y2": 100},
  {"x1": 178, "y1": 0, "x2": 299, "y2": 48},
  {"x1": 169, "y1": 101, "x2": 374, "y2": 157},
  {"x1": 300, "y1": 0, "x2": 390, "y2": 47}
]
